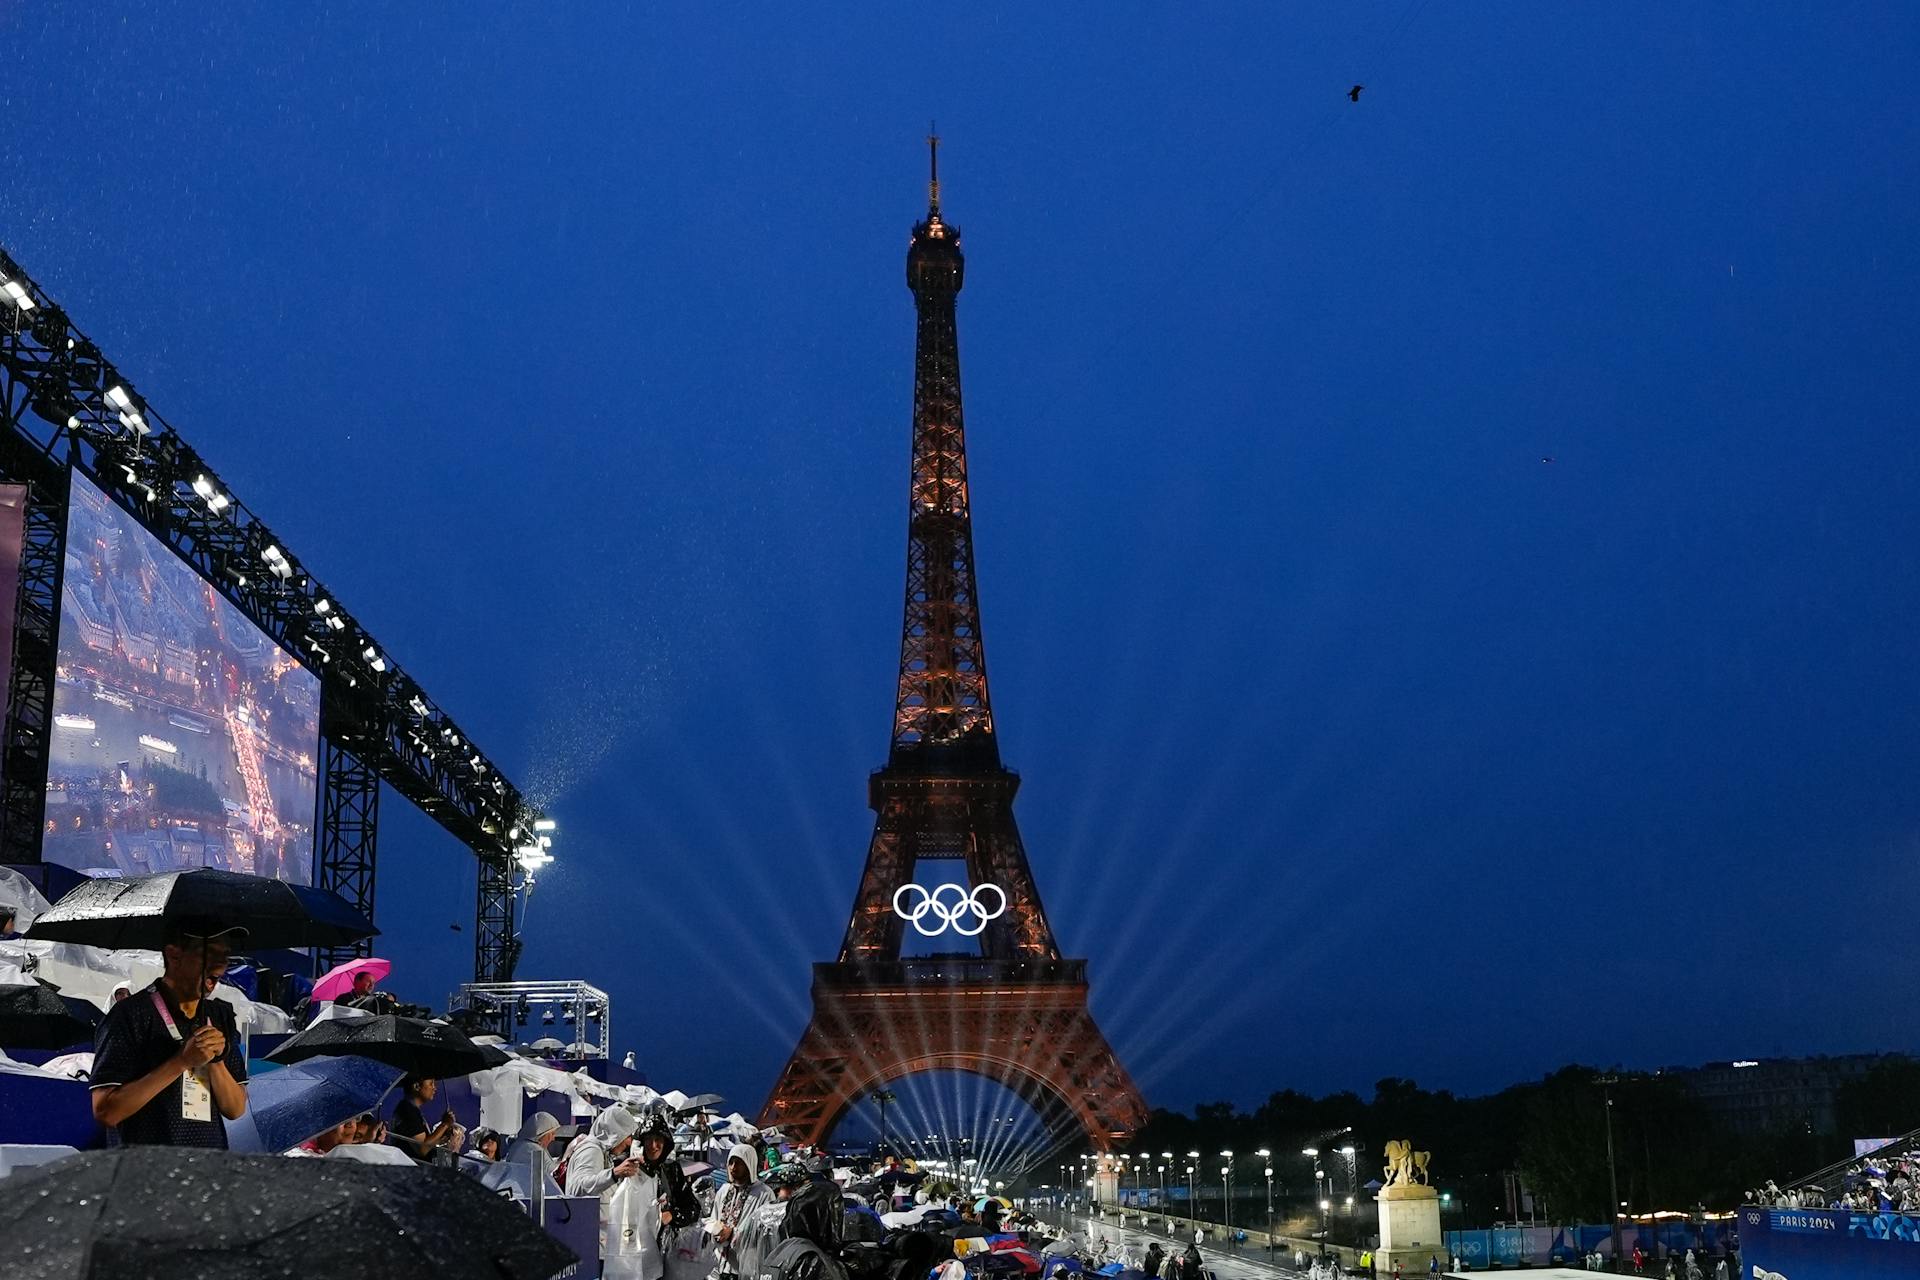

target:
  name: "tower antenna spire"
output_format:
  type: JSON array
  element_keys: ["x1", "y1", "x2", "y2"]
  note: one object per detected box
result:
[{"x1": 927, "y1": 122, "x2": 941, "y2": 215}]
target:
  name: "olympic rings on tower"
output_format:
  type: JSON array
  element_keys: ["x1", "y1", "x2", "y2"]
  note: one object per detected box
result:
[{"x1": 891, "y1": 882, "x2": 1008, "y2": 937}]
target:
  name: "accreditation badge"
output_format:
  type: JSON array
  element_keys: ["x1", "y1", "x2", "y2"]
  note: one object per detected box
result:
[{"x1": 180, "y1": 1065, "x2": 213, "y2": 1122}]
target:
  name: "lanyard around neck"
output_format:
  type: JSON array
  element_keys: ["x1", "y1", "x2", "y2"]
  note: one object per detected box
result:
[{"x1": 148, "y1": 986, "x2": 202, "y2": 1043}]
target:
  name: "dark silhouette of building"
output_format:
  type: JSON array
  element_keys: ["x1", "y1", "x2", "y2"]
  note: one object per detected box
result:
[{"x1": 1671, "y1": 1054, "x2": 1903, "y2": 1136}]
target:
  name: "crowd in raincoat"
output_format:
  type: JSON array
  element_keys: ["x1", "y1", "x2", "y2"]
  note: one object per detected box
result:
[
  {"x1": 500, "y1": 1090, "x2": 1164, "y2": 1280},
  {"x1": 0, "y1": 865, "x2": 1213, "y2": 1280}
]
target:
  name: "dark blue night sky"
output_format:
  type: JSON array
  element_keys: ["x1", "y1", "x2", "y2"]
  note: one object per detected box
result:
[{"x1": 3, "y1": 3, "x2": 1916, "y2": 1118}]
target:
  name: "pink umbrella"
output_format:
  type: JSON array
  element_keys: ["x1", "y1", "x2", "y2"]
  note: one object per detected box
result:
[{"x1": 311, "y1": 956, "x2": 391, "y2": 1003}]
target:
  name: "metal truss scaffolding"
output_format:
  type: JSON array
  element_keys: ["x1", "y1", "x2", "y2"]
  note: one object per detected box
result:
[
  {"x1": 0, "y1": 427, "x2": 67, "y2": 866},
  {"x1": 453, "y1": 980, "x2": 610, "y2": 1059},
  {"x1": 0, "y1": 248, "x2": 550, "y2": 980},
  {"x1": 314, "y1": 735, "x2": 381, "y2": 972}
]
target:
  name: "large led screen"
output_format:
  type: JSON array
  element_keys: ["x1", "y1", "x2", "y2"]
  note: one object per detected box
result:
[{"x1": 44, "y1": 471, "x2": 320, "y2": 882}]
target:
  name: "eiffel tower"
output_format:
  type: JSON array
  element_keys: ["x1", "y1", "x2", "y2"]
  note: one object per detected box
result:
[{"x1": 760, "y1": 137, "x2": 1146, "y2": 1151}]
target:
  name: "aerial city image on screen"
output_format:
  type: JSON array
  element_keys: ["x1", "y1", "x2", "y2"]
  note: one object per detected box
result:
[{"x1": 42, "y1": 471, "x2": 321, "y2": 882}]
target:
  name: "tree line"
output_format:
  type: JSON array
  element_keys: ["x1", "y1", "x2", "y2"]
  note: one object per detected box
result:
[{"x1": 1121, "y1": 1059, "x2": 1920, "y2": 1226}]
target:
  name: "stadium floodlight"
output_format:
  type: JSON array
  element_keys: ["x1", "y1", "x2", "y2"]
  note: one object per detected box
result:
[
  {"x1": 102, "y1": 384, "x2": 147, "y2": 435},
  {"x1": 533, "y1": 818, "x2": 556, "y2": 832},
  {"x1": 261, "y1": 544, "x2": 292, "y2": 580},
  {"x1": 1338, "y1": 1146, "x2": 1355, "y2": 1156},
  {"x1": 314, "y1": 597, "x2": 333, "y2": 615},
  {"x1": 0, "y1": 277, "x2": 35, "y2": 310},
  {"x1": 191, "y1": 475, "x2": 231, "y2": 512},
  {"x1": 1302, "y1": 1147, "x2": 1318, "y2": 1157}
]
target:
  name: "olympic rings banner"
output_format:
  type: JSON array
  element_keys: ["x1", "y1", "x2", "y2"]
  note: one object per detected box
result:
[{"x1": 893, "y1": 883, "x2": 1007, "y2": 937}]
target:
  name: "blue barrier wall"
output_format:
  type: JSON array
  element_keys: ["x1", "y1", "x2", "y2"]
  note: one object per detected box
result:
[{"x1": 1740, "y1": 1204, "x2": 1920, "y2": 1279}]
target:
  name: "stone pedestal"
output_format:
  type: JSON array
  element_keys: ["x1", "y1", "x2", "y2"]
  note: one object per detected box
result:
[{"x1": 1374, "y1": 1184, "x2": 1444, "y2": 1275}]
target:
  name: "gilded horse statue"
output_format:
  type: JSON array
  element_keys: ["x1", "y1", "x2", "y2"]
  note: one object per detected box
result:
[{"x1": 1382, "y1": 1140, "x2": 1432, "y2": 1187}]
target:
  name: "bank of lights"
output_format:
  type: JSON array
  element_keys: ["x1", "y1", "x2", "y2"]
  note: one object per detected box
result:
[
  {"x1": 1, "y1": 276, "x2": 35, "y2": 310},
  {"x1": 104, "y1": 383, "x2": 149, "y2": 435},
  {"x1": 191, "y1": 474, "x2": 232, "y2": 514},
  {"x1": 514, "y1": 819, "x2": 558, "y2": 874}
]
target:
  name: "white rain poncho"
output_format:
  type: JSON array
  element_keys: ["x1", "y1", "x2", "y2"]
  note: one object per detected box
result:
[
  {"x1": 566, "y1": 1103, "x2": 640, "y2": 1198},
  {"x1": 602, "y1": 1157, "x2": 668, "y2": 1280},
  {"x1": 713, "y1": 1142, "x2": 774, "y2": 1278}
]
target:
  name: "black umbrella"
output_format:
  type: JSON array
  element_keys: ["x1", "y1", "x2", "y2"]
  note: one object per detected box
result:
[
  {"x1": 0, "y1": 1146, "x2": 577, "y2": 1280},
  {"x1": 0, "y1": 981, "x2": 99, "y2": 1050},
  {"x1": 267, "y1": 1013, "x2": 499, "y2": 1079},
  {"x1": 25, "y1": 868, "x2": 377, "y2": 951}
]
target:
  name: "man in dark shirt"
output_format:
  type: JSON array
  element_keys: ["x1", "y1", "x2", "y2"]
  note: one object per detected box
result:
[
  {"x1": 389, "y1": 1075, "x2": 458, "y2": 1162},
  {"x1": 90, "y1": 923, "x2": 249, "y2": 1147}
]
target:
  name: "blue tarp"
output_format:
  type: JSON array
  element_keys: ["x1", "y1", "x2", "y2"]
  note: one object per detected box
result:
[{"x1": 0, "y1": 1068, "x2": 96, "y2": 1148}]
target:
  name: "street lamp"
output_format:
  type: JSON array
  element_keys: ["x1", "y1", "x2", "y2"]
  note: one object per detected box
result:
[
  {"x1": 1598, "y1": 1074, "x2": 1624, "y2": 1270},
  {"x1": 1220, "y1": 1151, "x2": 1234, "y2": 1242},
  {"x1": 870, "y1": 1089, "x2": 896, "y2": 1153},
  {"x1": 1305, "y1": 1143, "x2": 1320, "y2": 1228},
  {"x1": 1263, "y1": 1165, "x2": 1275, "y2": 1253}
]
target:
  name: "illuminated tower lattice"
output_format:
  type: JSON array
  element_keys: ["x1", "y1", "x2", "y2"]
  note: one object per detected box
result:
[{"x1": 761, "y1": 138, "x2": 1146, "y2": 1150}]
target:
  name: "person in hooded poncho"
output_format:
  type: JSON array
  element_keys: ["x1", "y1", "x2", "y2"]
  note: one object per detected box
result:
[
  {"x1": 566, "y1": 1103, "x2": 642, "y2": 1197},
  {"x1": 714, "y1": 1140, "x2": 774, "y2": 1280},
  {"x1": 567, "y1": 1103, "x2": 643, "y2": 1271},
  {"x1": 601, "y1": 1107, "x2": 708, "y2": 1280}
]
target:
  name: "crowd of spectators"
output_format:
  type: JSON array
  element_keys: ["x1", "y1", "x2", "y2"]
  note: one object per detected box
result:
[{"x1": 1748, "y1": 1139, "x2": 1920, "y2": 1213}]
